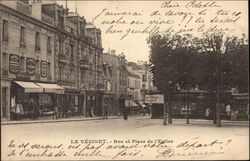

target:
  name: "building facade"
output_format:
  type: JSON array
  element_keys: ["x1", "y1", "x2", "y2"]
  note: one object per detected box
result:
[
  {"x1": 127, "y1": 61, "x2": 157, "y2": 103},
  {"x1": 102, "y1": 50, "x2": 117, "y2": 115},
  {"x1": 0, "y1": 0, "x2": 58, "y2": 120},
  {"x1": 0, "y1": 0, "x2": 105, "y2": 120}
]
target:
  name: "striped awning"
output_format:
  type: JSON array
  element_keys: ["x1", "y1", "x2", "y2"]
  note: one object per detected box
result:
[
  {"x1": 35, "y1": 83, "x2": 64, "y2": 94},
  {"x1": 14, "y1": 81, "x2": 43, "y2": 93}
]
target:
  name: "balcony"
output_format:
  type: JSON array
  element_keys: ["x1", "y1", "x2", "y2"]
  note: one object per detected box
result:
[
  {"x1": 79, "y1": 58, "x2": 89, "y2": 69},
  {"x1": 47, "y1": 49, "x2": 52, "y2": 55},
  {"x1": 97, "y1": 65, "x2": 103, "y2": 72},
  {"x1": 59, "y1": 54, "x2": 67, "y2": 63},
  {"x1": 97, "y1": 83, "x2": 105, "y2": 91}
]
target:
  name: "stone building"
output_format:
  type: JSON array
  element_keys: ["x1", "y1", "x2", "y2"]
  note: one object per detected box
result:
[
  {"x1": 127, "y1": 61, "x2": 157, "y2": 103},
  {"x1": 0, "y1": 0, "x2": 105, "y2": 120},
  {"x1": 127, "y1": 71, "x2": 141, "y2": 102},
  {"x1": 0, "y1": 0, "x2": 60, "y2": 120},
  {"x1": 102, "y1": 50, "x2": 117, "y2": 115},
  {"x1": 84, "y1": 22, "x2": 104, "y2": 117},
  {"x1": 117, "y1": 52, "x2": 128, "y2": 114}
]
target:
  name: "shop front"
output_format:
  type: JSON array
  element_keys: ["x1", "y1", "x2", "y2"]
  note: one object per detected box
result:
[
  {"x1": 103, "y1": 94, "x2": 115, "y2": 115},
  {"x1": 10, "y1": 81, "x2": 43, "y2": 120},
  {"x1": 59, "y1": 88, "x2": 80, "y2": 118},
  {"x1": 10, "y1": 81, "x2": 64, "y2": 120},
  {"x1": 86, "y1": 91, "x2": 104, "y2": 117},
  {"x1": 79, "y1": 90, "x2": 87, "y2": 116}
]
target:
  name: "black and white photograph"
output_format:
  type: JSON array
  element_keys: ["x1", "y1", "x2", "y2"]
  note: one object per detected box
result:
[{"x1": 0, "y1": 0, "x2": 249, "y2": 160}]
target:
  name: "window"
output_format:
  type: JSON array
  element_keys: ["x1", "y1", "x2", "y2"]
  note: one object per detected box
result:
[
  {"x1": 47, "y1": 62, "x2": 51, "y2": 77},
  {"x1": 47, "y1": 36, "x2": 52, "y2": 54},
  {"x1": 81, "y1": 70, "x2": 86, "y2": 83},
  {"x1": 2, "y1": 20, "x2": 9, "y2": 42},
  {"x1": 104, "y1": 66, "x2": 107, "y2": 76},
  {"x1": 59, "y1": 39, "x2": 65, "y2": 55},
  {"x1": 35, "y1": 32, "x2": 40, "y2": 51},
  {"x1": 142, "y1": 74, "x2": 147, "y2": 82},
  {"x1": 20, "y1": 57, "x2": 25, "y2": 72},
  {"x1": 3, "y1": 53, "x2": 8, "y2": 71},
  {"x1": 109, "y1": 67, "x2": 112, "y2": 77},
  {"x1": 59, "y1": 66, "x2": 62, "y2": 80},
  {"x1": 20, "y1": 26, "x2": 26, "y2": 46},
  {"x1": 70, "y1": 44, "x2": 74, "y2": 59}
]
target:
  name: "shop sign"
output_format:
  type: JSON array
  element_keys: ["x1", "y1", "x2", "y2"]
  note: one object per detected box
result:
[
  {"x1": 41, "y1": 61, "x2": 47, "y2": 77},
  {"x1": 9, "y1": 54, "x2": 20, "y2": 73},
  {"x1": 26, "y1": 58, "x2": 35, "y2": 75},
  {"x1": 145, "y1": 94, "x2": 164, "y2": 104}
]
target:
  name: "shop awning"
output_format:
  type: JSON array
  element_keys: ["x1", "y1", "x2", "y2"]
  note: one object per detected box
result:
[
  {"x1": 14, "y1": 81, "x2": 43, "y2": 93},
  {"x1": 35, "y1": 83, "x2": 64, "y2": 94}
]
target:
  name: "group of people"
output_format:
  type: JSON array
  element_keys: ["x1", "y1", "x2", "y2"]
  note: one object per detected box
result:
[{"x1": 204, "y1": 104, "x2": 239, "y2": 120}]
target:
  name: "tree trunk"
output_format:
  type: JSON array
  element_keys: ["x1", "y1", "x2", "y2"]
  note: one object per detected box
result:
[
  {"x1": 163, "y1": 94, "x2": 167, "y2": 125},
  {"x1": 186, "y1": 86, "x2": 190, "y2": 124},
  {"x1": 213, "y1": 100, "x2": 216, "y2": 124},
  {"x1": 216, "y1": 91, "x2": 221, "y2": 127},
  {"x1": 168, "y1": 93, "x2": 172, "y2": 124},
  {"x1": 216, "y1": 52, "x2": 222, "y2": 127}
]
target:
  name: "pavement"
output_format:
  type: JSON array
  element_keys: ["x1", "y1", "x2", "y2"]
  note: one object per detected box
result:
[
  {"x1": 1, "y1": 114, "x2": 248, "y2": 126},
  {"x1": 0, "y1": 115, "x2": 122, "y2": 125}
]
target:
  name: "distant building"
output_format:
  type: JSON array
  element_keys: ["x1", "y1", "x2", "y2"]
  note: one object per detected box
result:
[
  {"x1": 127, "y1": 72, "x2": 141, "y2": 102},
  {"x1": 127, "y1": 61, "x2": 157, "y2": 103}
]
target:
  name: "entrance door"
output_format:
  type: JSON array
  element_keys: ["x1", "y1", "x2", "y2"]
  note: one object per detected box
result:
[
  {"x1": 2, "y1": 88, "x2": 7, "y2": 118},
  {"x1": 79, "y1": 95, "x2": 85, "y2": 115}
]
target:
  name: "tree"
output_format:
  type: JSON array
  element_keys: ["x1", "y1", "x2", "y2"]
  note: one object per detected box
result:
[
  {"x1": 148, "y1": 34, "x2": 199, "y2": 125},
  {"x1": 198, "y1": 32, "x2": 249, "y2": 127}
]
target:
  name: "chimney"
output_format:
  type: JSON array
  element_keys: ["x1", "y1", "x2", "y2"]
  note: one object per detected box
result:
[{"x1": 31, "y1": 0, "x2": 42, "y2": 20}]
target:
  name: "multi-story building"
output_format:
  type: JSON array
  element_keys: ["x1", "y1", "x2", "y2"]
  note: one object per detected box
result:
[
  {"x1": 117, "y1": 52, "x2": 128, "y2": 114},
  {"x1": 41, "y1": 2, "x2": 83, "y2": 117},
  {"x1": 127, "y1": 72, "x2": 141, "y2": 102},
  {"x1": 85, "y1": 22, "x2": 104, "y2": 116},
  {"x1": 127, "y1": 61, "x2": 157, "y2": 103},
  {"x1": 0, "y1": 0, "x2": 61, "y2": 120},
  {"x1": 0, "y1": 0, "x2": 105, "y2": 120},
  {"x1": 102, "y1": 50, "x2": 117, "y2": 115}
]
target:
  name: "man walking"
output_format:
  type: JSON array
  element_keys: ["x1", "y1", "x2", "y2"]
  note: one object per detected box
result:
[
  {"x1": 123, "y1": 106, "x2": 128, "y2": 120},
  {"x1": 31, "y1": 98, "x2": 39, "y2": 120}
]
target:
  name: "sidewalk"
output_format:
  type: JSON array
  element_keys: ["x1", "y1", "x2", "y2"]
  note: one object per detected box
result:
[{"x1": 1, "y1": 115, "x2": 122, "y2": 125}]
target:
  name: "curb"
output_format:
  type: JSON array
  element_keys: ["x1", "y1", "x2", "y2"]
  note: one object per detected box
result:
[{"x1": 1, "y1": 116, "x2": 122, "y2": 126}]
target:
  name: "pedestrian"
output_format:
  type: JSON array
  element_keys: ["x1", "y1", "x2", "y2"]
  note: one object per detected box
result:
[
  {"x1": 54, "y1": 106, "x2": 58, "y2": 119},
  {"x1": 16, "y1": 104, "x2": 21, "y2": 120},
  {"x1": 31, "y1": 98, "x2": 39, "y2": 120},
  {"x1": 204, "y1": 108, "x2": 210, "y2": 120},
  {"x1": 103, "y1": 100, "x2": 109, "y2": 119},
  {"x1": 123, "y1": 106, "x2": 128, "y2": 120},
  {"x1": 90, "y1": 101, "x2": 94, "y2": 117},
  {"x1": 226, "y1": 104, "x2": 231, "y2": 120}
]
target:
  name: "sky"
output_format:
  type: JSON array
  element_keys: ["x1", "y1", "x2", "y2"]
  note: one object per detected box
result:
[{"x1": 54, "y1": 0, "x2": 248, "y2": 62}]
